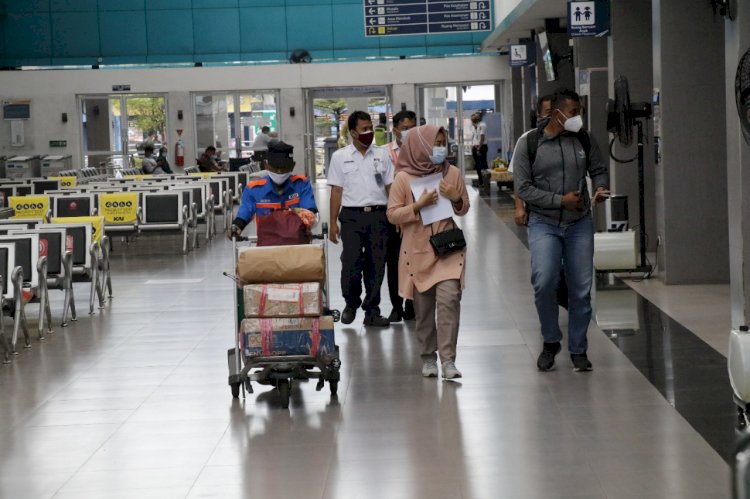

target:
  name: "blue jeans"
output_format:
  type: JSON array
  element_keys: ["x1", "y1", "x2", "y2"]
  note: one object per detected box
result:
[{"x1": 527, "y1": 213, "x2": 594, "y2": 354}]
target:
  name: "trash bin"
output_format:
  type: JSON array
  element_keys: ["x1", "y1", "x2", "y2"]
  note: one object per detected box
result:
[{"x1": 323, "y1": 137, "x2": 339, "y2": 176}]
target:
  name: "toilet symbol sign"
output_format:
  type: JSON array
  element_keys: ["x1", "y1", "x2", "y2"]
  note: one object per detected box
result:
[
  {"x1": 568, "y1": 0, "x2": 610, "y2": 38},
  {"x1": 571, "y1": 1, "x2": 595, "y2": 26}
]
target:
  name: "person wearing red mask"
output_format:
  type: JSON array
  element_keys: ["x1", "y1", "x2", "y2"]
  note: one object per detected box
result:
[{"x1": 328, "y1": 110, "x2": 394, "y2": 327}]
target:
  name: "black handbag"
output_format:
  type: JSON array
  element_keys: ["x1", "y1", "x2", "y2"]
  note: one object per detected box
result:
[{"x1": 429, "y1": 219, "x2": 466, "y2": 257}]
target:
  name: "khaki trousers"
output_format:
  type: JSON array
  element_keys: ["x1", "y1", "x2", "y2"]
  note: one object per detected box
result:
[{"x1": 412, "y1": 279, "x2": 462, "y2": 363}]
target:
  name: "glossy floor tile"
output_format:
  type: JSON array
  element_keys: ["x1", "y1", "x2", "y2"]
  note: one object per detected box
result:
[{"x1": 0, "y1": 185, "x2": 730, "y2": 498}]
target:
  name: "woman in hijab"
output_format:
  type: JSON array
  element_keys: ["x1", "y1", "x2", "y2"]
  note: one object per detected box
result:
[{"x1": 386, "y1": 125, "x2": 470, "y2": 379}]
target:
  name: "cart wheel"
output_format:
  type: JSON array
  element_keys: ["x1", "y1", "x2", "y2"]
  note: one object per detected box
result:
[
  {"x1": 230, "y1": 382, "x2": 240, "y2": 399},
  {"x1": 278, "y1": 380, "x2": 290, "y2": 409},
  {"x1": 329, "y1": 380, "x2": 338, "y2": 396}
]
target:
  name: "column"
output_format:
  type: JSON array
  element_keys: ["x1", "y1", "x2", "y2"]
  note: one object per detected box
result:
[
  {"x1": 653, "y1": 0, "x2": 728, "y2": 283},
  {"x1": 725, "y1": 3, "x2": 750, "y2": 327}
]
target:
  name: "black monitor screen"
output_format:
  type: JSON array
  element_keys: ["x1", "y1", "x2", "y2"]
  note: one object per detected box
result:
[
  {"x1": 4, "y1": 238, "x2": 31, "y2": 282},
  {"x1": 145, "y1": 196, "x2": 178, "y2": 223},
  {"x1": 0, "y1": 248, "x2": 7, "y2": 294},
  {"x1": 15, "y1": 186, "x2": 31, "y2": 196},
  {"x1": 57, "y1": 198, "x2": 91, "y2": 217},
  {"x1": 67, "y1": 227, "x2": 86, "y2": 265},
  {"x1": 40, "y1": 233, "x2": 62, "y2": 275},
  {"x1": 33, "y1": 181, "x2": 59, "y2": 194}
]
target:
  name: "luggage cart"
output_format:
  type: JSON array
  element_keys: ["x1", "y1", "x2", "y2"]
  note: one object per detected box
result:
[{"x1": 226, "y1": 223, "x2": 341, "y2": 408}]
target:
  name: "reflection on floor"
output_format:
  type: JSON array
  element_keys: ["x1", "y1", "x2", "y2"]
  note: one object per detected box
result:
[{"x1": 482, "y1": 186, "x2": 737, "y2": 463}]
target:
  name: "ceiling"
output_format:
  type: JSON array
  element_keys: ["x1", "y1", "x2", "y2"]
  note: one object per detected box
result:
[{"x1": 481, "y1": 0, "x2": 568, "y2": 52}]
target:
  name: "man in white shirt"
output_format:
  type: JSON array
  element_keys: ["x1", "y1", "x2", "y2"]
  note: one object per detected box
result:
[
  {"x1": 383, "y1": 109, "x2": 417, "y2": 322},
  {"x1": 328, "y1": 110, "x2": 394, "y2": 327},
  {"x1": 252, "y1": 126, "x2": 272, "y2": 162},
  {"x1": 471, "y1": 112, "x2": 488, "y2": 187}
]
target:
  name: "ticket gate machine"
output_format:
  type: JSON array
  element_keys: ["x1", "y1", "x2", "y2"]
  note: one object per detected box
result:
[{"x1": 5, "y1": 156, "x2": 41, "y2": 179}]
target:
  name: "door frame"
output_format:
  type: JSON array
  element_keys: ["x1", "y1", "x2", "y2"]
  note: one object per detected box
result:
[
  {"x1": 303, "y1": 85, "x2": 393, "y2": 183},
  {"x1": 415, "y1": 81, "x2": 501, "y2": 177},
  {"x1": 190, "y1": 90, "x2": 281, "y2": 159},
  {"x1": 78, "y1": 93, "x2": 168, "y2": 170}
]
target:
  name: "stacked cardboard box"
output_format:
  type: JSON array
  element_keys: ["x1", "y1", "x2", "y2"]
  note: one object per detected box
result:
[{"x1": 238, "y1": 244, "x2": 333, "y2": 359}]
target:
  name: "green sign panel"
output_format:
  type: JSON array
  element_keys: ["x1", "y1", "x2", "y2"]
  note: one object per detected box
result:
[{"x1": 49, "y1": 140, "x2": 67, "y2": 147}]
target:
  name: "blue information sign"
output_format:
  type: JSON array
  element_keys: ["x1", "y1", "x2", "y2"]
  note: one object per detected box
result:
[
  {"x1": 364, "y1": 0, "x2": 492, "y2": 37},
  {"x1": 509, "y1": 43, "x2": 533, "y2": 67},
  {"x1": 567, "y1": 0, "x2": 610, "y2": 37}
]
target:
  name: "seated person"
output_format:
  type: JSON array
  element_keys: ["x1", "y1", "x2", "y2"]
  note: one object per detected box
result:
[
  {"x1": 197, "y1": 146, "x2": 224, "y2": 172},
  {"x1": 156, "y1": 146, "x2": 173, "y2": 174},
  {"x1": 229, "y1": 141, "x2": 317, "y2": 237},
  {"x1": 141, "y1": 145, "x2": 164, "y2": 174}
]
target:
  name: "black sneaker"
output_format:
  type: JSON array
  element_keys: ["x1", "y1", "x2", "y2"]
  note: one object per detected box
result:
[
  {"x1": 537, "y1": 342, "x2": 562, "y2": 371},
  {"x1": 571, "y1": 353, "x2": 593, "y2": 372},
  {"x1": 341, "y1": 307, "x2": 356, "y2": 325},
  {"x1": 388, "y1": 309, "x2": 403, "y2": 323},
  {"x1": 364, "y1": 315, "x2": 390, "y2": 327}
]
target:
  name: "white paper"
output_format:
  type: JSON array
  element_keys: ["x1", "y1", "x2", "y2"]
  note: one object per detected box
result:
[{"x1": 410, "y1": 173, "x2": 454, "y2": 225}]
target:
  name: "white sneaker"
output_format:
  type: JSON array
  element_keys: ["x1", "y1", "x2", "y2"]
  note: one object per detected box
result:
[
  {"x1": 422, "y1": 358, "x2": 438, "y2": 377},
  {"x1": 441, "y1": 360, "x2": 462, "y2": 379}
]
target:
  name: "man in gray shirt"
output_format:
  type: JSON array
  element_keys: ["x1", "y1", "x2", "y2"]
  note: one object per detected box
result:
[{"x1": 512, "y1": 88, "x2": 609, "y2": 372}]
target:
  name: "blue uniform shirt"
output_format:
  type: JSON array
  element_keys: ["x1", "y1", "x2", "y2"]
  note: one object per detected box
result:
[{"x1": 234, "y1": 175, "x2": 317, "y2": 226}]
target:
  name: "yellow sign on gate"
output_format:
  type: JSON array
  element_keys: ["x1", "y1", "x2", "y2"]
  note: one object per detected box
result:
[
  {"x1": 49, "y1": 176, "x2": 77, "y2": 188},
  {"x1": 9, "y1": 195, "x2": 49, "y2": 219},
  {"x1": 52, "y1": 216, "x2": 104, "y2": 243},
  {"x1": 99, "y1": 193, "x2": 138, "y2": 225}
]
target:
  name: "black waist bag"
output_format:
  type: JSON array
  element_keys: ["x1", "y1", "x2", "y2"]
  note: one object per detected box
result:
[{"x1": 429, "y1": 220, "x2": 466, "y2": 257}]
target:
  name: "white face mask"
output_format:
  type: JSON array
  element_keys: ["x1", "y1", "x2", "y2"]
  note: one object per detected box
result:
[
  {"x1": 558, "y1": 110, "x2": 584, "y2": 133},
  {"x1": 430, "y1": 146, "x2": 447, "y2": 165},
  {"x1": 399, "y1": 128, "x2": 411, "y2": 144},
  {"x1": 268, "y1": 171, "x2": 291, "y2": 185}
]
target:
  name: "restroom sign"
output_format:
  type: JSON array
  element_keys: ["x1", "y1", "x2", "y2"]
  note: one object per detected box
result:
[{"x1": 568, "y1": 0, "x2": 610, "y2": 37}]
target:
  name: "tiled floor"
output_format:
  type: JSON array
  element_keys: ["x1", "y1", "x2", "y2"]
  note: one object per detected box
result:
[{"x1": 0, "y1": 185, "x2": 731, "y2": 498}]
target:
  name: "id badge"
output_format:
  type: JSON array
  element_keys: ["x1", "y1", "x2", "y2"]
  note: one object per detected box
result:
[{"x1": 374, "y1": 172, "x2": 384, "y2": 186}]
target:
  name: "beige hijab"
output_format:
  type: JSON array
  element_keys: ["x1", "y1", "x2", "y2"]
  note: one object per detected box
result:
[{"x1": 396, "y1": 124, "x2": 449, "y2": 177}]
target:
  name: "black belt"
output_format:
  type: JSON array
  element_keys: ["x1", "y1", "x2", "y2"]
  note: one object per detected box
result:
[{"x1": 342, "y1": 205, "x2": 386, "y2": 213}]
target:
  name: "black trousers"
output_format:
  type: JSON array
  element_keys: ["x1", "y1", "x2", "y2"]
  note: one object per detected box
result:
[
  {"x1": 472, "y1": 144, "x2": 489, "y2": 183},
  {"x1": 386, "y1": 222, "x2": 404, "y2": 312},
  {"x1": 339, "y1": 208, "x2": 388, "y2": 316}
]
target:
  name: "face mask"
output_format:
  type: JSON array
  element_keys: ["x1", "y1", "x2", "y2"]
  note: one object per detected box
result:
[
  {"x1": 430, "y1": 146, "x2": 447, "y2": 165},
  {"x1": 399, "y1": 129, "x2": 411, "y2": 144},
  {"x1": 356, "y1": 130, "x2": 374, "y2": 147},
  {"x1": 268, "y1": 171, "x2": 291, "y2": 185},
  {"x1": 558, "y1": 110, "x2": 584, "y2": 133}
]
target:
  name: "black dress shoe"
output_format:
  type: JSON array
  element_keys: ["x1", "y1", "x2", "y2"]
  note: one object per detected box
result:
[
  {"x1": 403, "y1": 300, "x2": 416, "y2": 321},
  {"x1": 363, "y1": 315, "x2": 390, "y2": 327},
  {"x1": 341, "y1": 307, "x2": 356, "y2": 325},
  {"x1": 388, "y1": 309, "x2": 403, "y2": 323}
]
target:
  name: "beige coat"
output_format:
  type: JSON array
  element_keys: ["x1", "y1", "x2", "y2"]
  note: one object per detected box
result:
[{"x1": 386, "y1": 165, "x2": 470, "y2": 300}]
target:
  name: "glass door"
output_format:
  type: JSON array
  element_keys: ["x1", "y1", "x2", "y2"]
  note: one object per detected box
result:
[
  {"x1": 417, "y1": 83, "x2": 500, "y2": 180},
  {"x1": 193, "y1": 91, "x2": 278, "y2": 161},
  {"x1": 303, "y1": 86, "x2": 391, "y2": 182},
  {"x1": 79, "y1": 94, "x2": 166, "y2": 171}
]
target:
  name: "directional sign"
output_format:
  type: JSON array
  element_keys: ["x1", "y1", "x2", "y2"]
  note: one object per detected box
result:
[
  {"x1": 568, "y1": 0, "x2": 610, "y2": 37},
  {"x1": 364, "y1": 0, "x2": 493, "y2": 37}
]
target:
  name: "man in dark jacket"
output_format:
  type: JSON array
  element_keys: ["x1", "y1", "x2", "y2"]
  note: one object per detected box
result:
[{"x1": 513, "y1": 88, "x2": 610, "y2": 373}]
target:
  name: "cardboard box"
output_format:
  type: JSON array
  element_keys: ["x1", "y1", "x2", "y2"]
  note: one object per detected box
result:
[
  {"x1": 240, "y1": 316, "x2": 335, "y2": 359},
  {"x1": 243, "y1": 282, "x2": 322, "y2": 318},
  {"x1": 237, "y1": 244, "x2": 325, "y2": 284}
]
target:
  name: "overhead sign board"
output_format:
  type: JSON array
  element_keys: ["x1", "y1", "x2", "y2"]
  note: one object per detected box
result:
[
  {"x1": 364, "y1": 0, "x2": 492, "y2": 37},
  {"x1": 509, "y1": 43, "x2": 533, "y2": 67},
  {"x1": 568, "y1": 0, "x2": 610, "y2": 37}
]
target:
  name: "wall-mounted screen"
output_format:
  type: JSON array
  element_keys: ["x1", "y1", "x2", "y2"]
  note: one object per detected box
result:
[{"x1": 3, "y1": 103, "x2": 31, "y2": 120}]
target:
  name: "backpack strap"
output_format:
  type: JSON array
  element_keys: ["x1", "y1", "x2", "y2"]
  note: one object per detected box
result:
[
  {"x1": 526, "y1": 128, "x2": 540, "y2": 169},
  {"x1": 575, "y1": 129, "x2": 592, "y2": 168}
]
